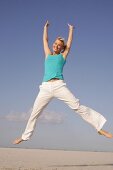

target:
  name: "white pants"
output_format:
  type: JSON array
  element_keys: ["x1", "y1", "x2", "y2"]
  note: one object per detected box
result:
[{"x1": 22, "y1": 80, "x2": 106, "y2": 140}]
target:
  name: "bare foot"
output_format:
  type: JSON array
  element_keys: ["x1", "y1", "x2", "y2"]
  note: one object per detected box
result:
[
  {"x1": 98, "y1": 129, "x2": 113, "y2": 138},
  {"x1": 13, "y1": 138, "x2": 24, "y2": 144}
]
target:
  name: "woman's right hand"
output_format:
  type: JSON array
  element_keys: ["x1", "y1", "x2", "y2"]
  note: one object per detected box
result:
[{"x1": 44, "y1": 20, "x2": 49, "y2": 27}]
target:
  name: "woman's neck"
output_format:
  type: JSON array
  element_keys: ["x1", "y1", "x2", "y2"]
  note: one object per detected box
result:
[{"x1": 52, "y1": 52, "x2": 60, "y2": 55}]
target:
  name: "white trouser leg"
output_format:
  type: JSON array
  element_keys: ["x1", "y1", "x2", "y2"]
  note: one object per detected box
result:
[
  {"x1": 22, "y1": 84, "x2": 53, "y2": 140},
  {"x1": 54, "y1": 82, "x2": 106, "y2": 131}
]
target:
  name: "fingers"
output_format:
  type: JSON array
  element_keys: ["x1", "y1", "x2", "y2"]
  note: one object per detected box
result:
[
  {"x1": 45, "y1": 20, "x2": 49, "y2": 27},
  {"x1": 44, "y1": 21, "x2": 74, "y2": 28},
  {"x1": 68, "y1": 23, "x2": 75, "y2": 29}
]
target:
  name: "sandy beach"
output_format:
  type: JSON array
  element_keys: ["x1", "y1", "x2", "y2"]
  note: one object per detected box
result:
[{"x1": 0, "y1": 148, "x2": 113, "y2": 170}]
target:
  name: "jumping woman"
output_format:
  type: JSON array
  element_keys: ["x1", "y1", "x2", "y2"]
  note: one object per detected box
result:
[{"x1": 13, "y1": 21, "x2": 112, "y2": 144}]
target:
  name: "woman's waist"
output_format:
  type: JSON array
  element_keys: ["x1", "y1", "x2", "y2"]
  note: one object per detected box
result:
[{"x1": 47, "y1": 78, "x2": 60, "y2": 82}]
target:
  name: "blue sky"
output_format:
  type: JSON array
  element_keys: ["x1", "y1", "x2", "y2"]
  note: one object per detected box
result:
[{"x1": 0, "y1": 0, "x2": 113, "y2": 151}]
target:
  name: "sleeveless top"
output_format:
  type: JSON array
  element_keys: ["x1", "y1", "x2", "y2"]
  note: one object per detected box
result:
[{"x1": 43, "y1": 53, "x2": 66, "y2": 82}]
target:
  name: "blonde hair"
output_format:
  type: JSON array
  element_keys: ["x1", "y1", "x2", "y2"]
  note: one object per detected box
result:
[
  {"x1": 57, "y1": 37, "x2": 65, "y2": 45},
  {"x1": 56, "y1": 37, "x2": 66, "y2": 52}
]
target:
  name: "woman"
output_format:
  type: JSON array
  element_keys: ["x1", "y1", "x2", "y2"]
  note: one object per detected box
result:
[{"x1": 13, "y1": 21, "x2": 112, "y2": 144}]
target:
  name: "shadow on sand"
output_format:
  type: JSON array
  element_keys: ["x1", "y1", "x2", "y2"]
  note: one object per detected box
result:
[{"x1": 49, "y1": 163, "x2": 113, "y2": 167}]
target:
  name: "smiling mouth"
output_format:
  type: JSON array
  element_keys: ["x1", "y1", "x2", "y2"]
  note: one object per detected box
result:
[{"x1": 54, "y1": 48, "x2": 58, "y2": 51}]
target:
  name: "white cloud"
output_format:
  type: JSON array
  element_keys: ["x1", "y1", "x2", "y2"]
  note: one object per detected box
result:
[
  {"x1": 1, "y1": 109, "x2": 65, "y2": 124},
  {"x1": 5, "y1": 112, "x2": 29, "y2": 121},
  {"x1": 39, "y1": 110, "x2": 64, "y2": 124}
]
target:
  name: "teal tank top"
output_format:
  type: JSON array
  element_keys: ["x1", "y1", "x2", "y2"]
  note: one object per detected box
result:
[{"x1": 43, "y1": 53, "x2": 66, "y2": 82}]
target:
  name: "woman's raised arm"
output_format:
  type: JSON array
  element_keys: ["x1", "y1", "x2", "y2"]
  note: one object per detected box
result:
[
  {"x1": 43, "y1": 21, "x2": 51, "y2": 57},
  {"x1": 62, "y1": 24, "x2": 74, "y2": 59}
]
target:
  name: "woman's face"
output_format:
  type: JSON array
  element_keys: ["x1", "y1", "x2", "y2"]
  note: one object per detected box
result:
[{"x1": 52, "y1": 39, "x2": 64, "y2": 54}]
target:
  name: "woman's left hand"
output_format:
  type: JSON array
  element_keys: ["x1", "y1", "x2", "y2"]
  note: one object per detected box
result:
[{"x1": 68, "y1": 23, "x2": 75, "y2": 30}]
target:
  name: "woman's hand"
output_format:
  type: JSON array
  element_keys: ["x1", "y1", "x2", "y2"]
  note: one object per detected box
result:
[
  {"x1": 68, "y1": 23, "x2": 74, "y2": 30},
  {"x1": 44, "y1": 20, "x2": 49, "y2": 27}
]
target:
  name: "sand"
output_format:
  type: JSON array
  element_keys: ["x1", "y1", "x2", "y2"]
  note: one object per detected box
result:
[{"x1": 0, "y1": 148, "x2": 113, "y2": 170}]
